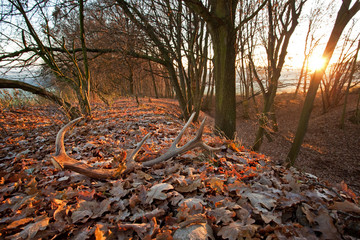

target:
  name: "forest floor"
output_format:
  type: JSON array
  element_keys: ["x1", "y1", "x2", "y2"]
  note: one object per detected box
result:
[
  {"x1": 236, "y1": 91, "x2": 360, "y2": 195},
  {"x1": 205, "y1": 91, "x2": 360, "y2": 195},
  {"x1": 0, "y1": 96, "x2": 359, "y2": 239}
]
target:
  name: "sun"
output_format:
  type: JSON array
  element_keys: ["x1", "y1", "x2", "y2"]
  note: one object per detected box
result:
[{"x1": 308, "y1": 56, "x2": 326, "y2": 72}]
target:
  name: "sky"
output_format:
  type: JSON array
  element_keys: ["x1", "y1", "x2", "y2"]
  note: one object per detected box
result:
[{"x1": 285, "y1": 0, "x2": 360, "y2": 70}]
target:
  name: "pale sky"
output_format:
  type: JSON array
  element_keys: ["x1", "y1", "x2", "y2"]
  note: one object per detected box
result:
[{"x1": 285, "y1": 0, "x2": 360, "y2": 70}]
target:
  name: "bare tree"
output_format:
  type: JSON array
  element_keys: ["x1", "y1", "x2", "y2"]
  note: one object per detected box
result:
[
  {"x1": 252, "y1": 0, "x2": 307, "y2": 151},
  {"x1": 287, "y1": 0, "x2": 360, "y2": 166},
  {"x1": 340, "y1": 39, "x2": 360, "y2": 128},
  {"x1": 1, "y1": 0, "x2": 93, "y2": 116},
  {"x1": 293, "y1": 0, "x2": 333, "y2": 97},
  {"x1": 320, "y1": 26, "x2": 360, "y2": 113},
  {"x1": 115, "y1": 0, "x2": 212, "y2": 121},
  {"x1": 237, "y1": 1, "x2": 262, "y2": 119},
  {"x1": 184, "y1": 0, "x2": 266, "y2": 139}
]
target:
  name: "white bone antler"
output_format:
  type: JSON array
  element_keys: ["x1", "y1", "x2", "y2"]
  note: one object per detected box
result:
[{"x1": 51, "y1": 113, "x2": 220, "y2": 179}]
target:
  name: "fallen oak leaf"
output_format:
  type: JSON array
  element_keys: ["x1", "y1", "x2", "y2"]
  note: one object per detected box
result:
[
  {"x1": 175, "y1": 178, "x2": 202, "y2": 193},
  {"x1": 11, "y1": 215, "x2": 50, "y2": 240},
  {"x1": 329, "y1": 201, "x2": 360, "y2": 214},
  {"x1": 130, "y1": 208, "x2": 165, "y2": 221},
  {"x1": 313, "y1": 207, "x2": 341, "y2": 239},
  {"x1": 71, "y1": 199, "x2": 111, "y2": 223},
  {"x1": 208, "y1": 177, "x2": 224, "y2": 192},
  {"x1": 217, "y1": 221, "x2": 258, "y2": 240},
  {"x1": 242, "y1": 191, "x2": 276, "y2": 212},
  {"x1": 118, "y1": 217, "x2": 158, "y2": 239},
  {"x1": 173, "y1": 223, "x2": 215, "y2": 240},
  {"x1": 155, "y1": 230, "x2": 173, "y2": 240},
  {"x1": 146, "y1": 183, "x2": 174, "y2": 204},
  {"x1": 179, "y1": 213, "x2": 207, "y2": 228},
  {"x1": 71, "y1": 208, "x2": 93, "y2": 224},
  {"x1": 77, "y1": 189, "x2": 96, "y2": 201},
  {"x1": 6, "y1": 218, "x2": 33, "y2": 229},
  {"x1": 208, "y1": 207, "x2": 235, "y2": 224},
  {"x1": 95, "y1": 224, "x2": 106, "y2": 240},
  {"x1": 179, "y1": 198, "x2": 205, "y2": 215}
]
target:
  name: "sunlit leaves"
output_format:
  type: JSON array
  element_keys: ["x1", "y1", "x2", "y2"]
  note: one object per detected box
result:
[{"x1": 0, "y1": 99, "x2": 359, "y2": 239}]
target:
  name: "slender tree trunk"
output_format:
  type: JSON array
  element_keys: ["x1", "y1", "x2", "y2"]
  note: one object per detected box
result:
[
  {"x1": 148, "y1": 61, "x2": 159, "y2": 98},
  {"x1": 340, "y1": 39, "x2": 360, "y2": 128},
  {"x1": 253, "y1": 75, "x2": 278, "y2": 151},
  {"x1": 79, "y1": 0, "x2": 91, "y2": 116},
  {"x1": 286, "y1": 0, "x2": 360, "y2": 166},
  {"x1": 353, "y1": 91, "x2": 360, "y2": 124},
  {"x1": 294, "y1": 59, "x2": 306, "y2": 97}
]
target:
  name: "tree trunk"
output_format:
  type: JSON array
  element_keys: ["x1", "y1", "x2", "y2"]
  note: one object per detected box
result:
[
  {"x1": 253, "y1": 78, "x2": 278, "y2": 151},
  {"x1": 210, "y1": 25, "x2": 236, "y2": 139},
  {"x1": 340, "y1": 39, "x2": 360, "y2": 128},
  {"x1": 79, "y1": 0, "x2": 92, "y2": 117},
  {"x1": 148, "y1": 61, "x2": 159, "y2": 98},
  {"x1": 286, "y1": 0, "x2": 360, "y2": 166},
  {"x1": 0, "y1": 78, "x2": 80, "y2": 119}
]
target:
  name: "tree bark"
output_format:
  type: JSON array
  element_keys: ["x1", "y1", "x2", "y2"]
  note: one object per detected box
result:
[
  {"x1": 286, "y1": 0, "x2": 360, "y2": 166},
  {"x1": 184, "y1": 0, "x2": 239, "y2": 139},
  {"x1": 211, "y1": 23, "x2": 237, "y2": 139},
  {"x1": 340, "y1": 39, "x2": 360, "y2": 128}
]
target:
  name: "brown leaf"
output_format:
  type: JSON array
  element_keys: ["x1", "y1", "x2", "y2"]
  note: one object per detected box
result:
[
  {"x1": 313, "y1": 207, "x2": 341, "y2": 239},
  {"x1": 93, "y1": 199, "x2": 112, "y2": 218},
  {"x1": 130, "y1": 208, "x2": 165, "y2": 222},
  {"x1": 217, "y1": 221, "x2": 258, "y2": 240},
  {"x1": 227, "y1": 180, "x2": 245, "y2": 195},
  {"x1": 118, "y1": 217, "x2": 158, "y2": 239},
  {"x1": 12, "y1": 215, "x2": 50, "y2": 240},
  {"x1": 146, "y1": 183, "x2": 174, "y2": 204},
  {"x1": 110, "y1": 181, "x2": 129, "y2": 198},
  {"x1": 78, "y1": 189, "x2": 96, "y2": 201},
  {"x1": 25, "y1": 177, "x2": 38, "y2": 195},
  {"x1": 300, "y1": 203, "x2": 316, "y2": 225},
  {"x1": 179, "y1": 198, "x2": 205, "y2": 215},
  {"x1": 173, "y1": 223, "x2": 214, "y2": 240},
  {"x1": 243, "y1": 191, "x2": 276, "y2": 212},
  {"x1": 175, "y1": 179, "x2": 202, "y2": 193},
  {"x1": 156, "y1": 230, "x2": 173, "y2": 240},
  {"x1": 71, "y1": 200, "x2": 97, "y2": 223},
  {"x1": 6, "y1": 218, "x2": 33, "y2": 229},
  {"x1": 208, "y1": 207, "x2": 235, "y2": 224},
  {"x1": 329, "y1": 201, "x2": 360, "y2": 214}
]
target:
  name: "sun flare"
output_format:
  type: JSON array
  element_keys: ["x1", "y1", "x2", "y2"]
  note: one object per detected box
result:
[{"x1": 308, "y1": 56, "x2": 326, "y2": 72}]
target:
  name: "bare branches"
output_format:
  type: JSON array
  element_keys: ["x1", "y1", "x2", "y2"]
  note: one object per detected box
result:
[{"x1": 0, "y1": 78, "x2": 80, "y2": 119}]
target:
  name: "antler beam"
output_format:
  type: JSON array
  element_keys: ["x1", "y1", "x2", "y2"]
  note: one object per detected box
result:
[{"x1": 51, "y1": 113, "x2": 220, "y2": 179}]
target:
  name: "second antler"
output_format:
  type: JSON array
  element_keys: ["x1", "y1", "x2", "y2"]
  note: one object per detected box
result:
[{"x1": 51, "y1": 113, "x2": 220, "y2": 179}]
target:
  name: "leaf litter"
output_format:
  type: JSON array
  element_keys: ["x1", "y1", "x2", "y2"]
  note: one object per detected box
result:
[{"x1": 0, "y1": 98, "x2": 359, "y2": 239}]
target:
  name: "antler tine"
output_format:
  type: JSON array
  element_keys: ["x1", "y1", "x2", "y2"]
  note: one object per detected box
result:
[
  {"x1": 128, "y1": 133, "x2": 151, "y2": 161},
  {"x1": 55, "y1": 117, "x2": 83, "y2": 156},
  {"x1": 171, "y1": 112, "x2": 196, "y2": 148},
  {"x1": 142, "y1": 112, "x2": 220, "y2": 167},
  {"x1": 52, "y1": 117, "x2": 123, "y2": 179},
  {"x1": 184, "y1": 116, "x2": 221, "y2": 152}
]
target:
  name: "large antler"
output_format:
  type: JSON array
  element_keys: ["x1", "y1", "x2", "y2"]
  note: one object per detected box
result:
[{"x1": 51, "y1": 113, "x2": 220, "y2": 179}]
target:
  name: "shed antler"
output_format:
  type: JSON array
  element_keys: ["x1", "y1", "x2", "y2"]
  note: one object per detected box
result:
[{"x1": 51, "y1": 113, "x2": 220, "y2": 179}]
